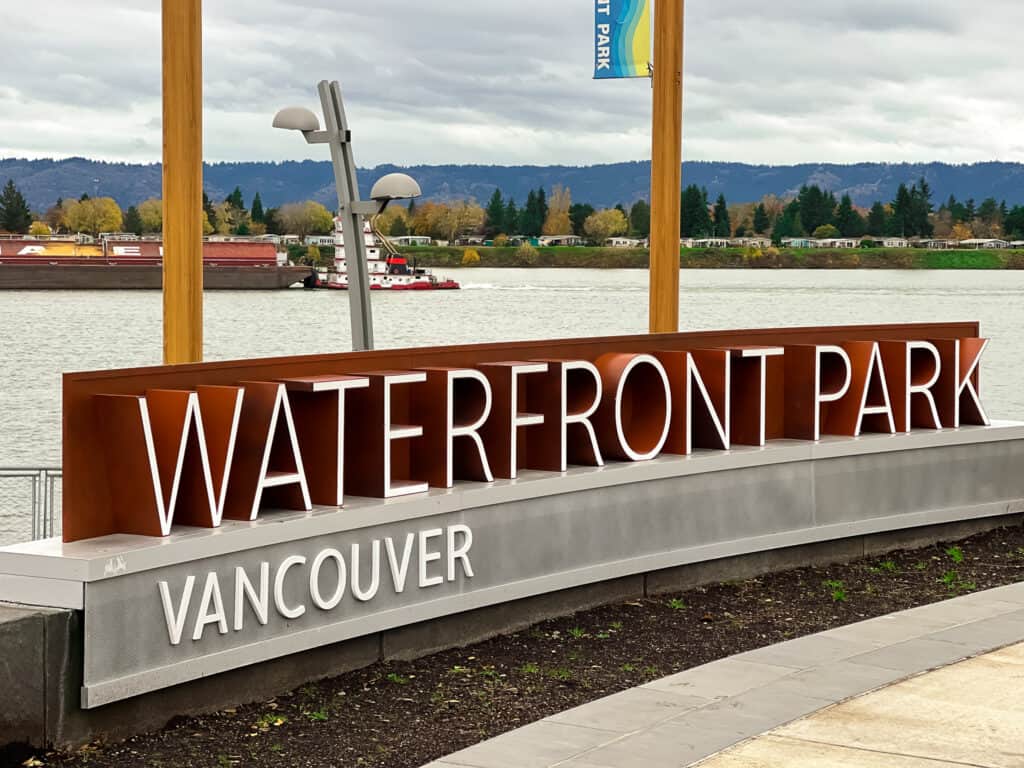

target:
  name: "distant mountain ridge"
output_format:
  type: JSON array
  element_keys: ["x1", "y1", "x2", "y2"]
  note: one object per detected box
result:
[{"x1": 3, "y1": 157, "x2": 1024, "y2": 212}]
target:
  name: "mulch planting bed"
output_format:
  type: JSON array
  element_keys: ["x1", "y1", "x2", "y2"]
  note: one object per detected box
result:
[{"x1": 16, "y1": 523, "x2": 1024, "y2": 768}]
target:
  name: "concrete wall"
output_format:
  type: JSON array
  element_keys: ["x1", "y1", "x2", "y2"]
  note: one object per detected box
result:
[{"x1": 2, "y1": 511, "x2": 1020, "y2": 751}]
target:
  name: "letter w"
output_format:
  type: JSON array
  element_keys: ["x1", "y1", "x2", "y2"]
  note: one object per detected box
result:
[{"x1": 97, "y1": 387, "x2": 244, "y2": 536}]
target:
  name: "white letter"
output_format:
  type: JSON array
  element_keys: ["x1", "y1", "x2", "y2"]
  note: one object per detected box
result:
[
  {"x1": 814, "y1": 345, "x2": 852, "y2": 441},
  {"x1": 419, "y1": 528, "x2": 444, "y2": 588},
  {"x1": 446, "y1": 370, "x2": 494, "y2": 486},
  {"x1": 385, "y1": 534, "x2": 415, "y2": 593},
  {"x1": 613, "y1": 354, "x2": 672, "y2": 461},
  {"x1": 350, "y1": 540, "x2": 382, "y2": 602},
  {"x1": 562, "y1": 360, "x2": 604, "y2": 470},
  {"x1": 853, "y1": 343, "x2": 896, "y2": 436},
  {"x1": 192, "y1": 571, "x2": 229, "y2": 641},
  {"x1": 732, "y1": 347, "x2": 784, "y2": 446},
  {"x1": 447, "y1": 524, "x2": 474, "y2": 580},
  {"x1": 309, "y1": 548, "x2": 346, "y2": 610},
  {"x1": 159, "y1": 575, "x2": 195, "y2": 646},
  {"x1": 384, "y1": 373, "x2": 429, "y2": 498},
  {"x1": 233, "y1": 562, "x2": 269, "y2": 631},
  {"x1": 274, "y1": 555, "x2": 307, "y2": 619},
  {"x1": 957, "y1": 339, "x2": 990, "y2": 427}
]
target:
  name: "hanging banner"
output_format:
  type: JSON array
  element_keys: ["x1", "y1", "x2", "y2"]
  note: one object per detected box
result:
[{"x1": 594, "y1": 0, "x2": 652, "y2": 79}]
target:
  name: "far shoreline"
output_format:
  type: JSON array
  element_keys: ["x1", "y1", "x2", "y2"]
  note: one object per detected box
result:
[{"x1": 398, "y1": 245, "x2": 1024, "y2": 270}]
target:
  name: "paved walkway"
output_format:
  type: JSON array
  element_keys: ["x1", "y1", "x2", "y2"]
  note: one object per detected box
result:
[{"x1": 421, "y1": 582, "x2": 1024, "y2": 768}]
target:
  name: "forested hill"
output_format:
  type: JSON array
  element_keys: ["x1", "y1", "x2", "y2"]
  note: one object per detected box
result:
[{"x1": 3, "y1": 157, "x2": 1024, "y2": 211}]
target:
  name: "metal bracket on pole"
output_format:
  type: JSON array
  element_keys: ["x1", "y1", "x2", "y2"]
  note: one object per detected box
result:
[{"x1": 318, "y1": 80, "x2": 375, "y2": 352}]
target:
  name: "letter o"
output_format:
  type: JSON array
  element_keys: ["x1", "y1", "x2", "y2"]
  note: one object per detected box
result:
[
  {"x1": 309, "y1": 548, "x2": 347, "y2": 611},
  {"x1": 595, "y1": 353, "x2": 672, "y2": 461}
]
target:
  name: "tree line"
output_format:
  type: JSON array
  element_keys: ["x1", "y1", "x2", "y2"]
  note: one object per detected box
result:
[{"x1": 4, "y1": 175, "x2": 1024, "y2": 245}]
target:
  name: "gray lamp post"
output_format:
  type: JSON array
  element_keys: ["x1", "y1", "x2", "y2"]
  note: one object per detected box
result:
[{"x1": 273, "y1": 80, "x2": 421, "y2": 351}]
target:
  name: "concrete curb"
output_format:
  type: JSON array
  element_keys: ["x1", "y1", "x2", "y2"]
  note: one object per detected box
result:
[{"x1": 421, "y1": 582, "x2": 1024, "y2": 768}]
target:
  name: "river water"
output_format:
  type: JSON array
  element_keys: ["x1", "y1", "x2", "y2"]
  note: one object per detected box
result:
[{"x1": 0, "y1": 268, "x2": 1022, "y2": 541}]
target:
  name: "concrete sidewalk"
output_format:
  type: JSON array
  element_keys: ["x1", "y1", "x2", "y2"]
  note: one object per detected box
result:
[{"x1": 421, "y1": 582, "x2": 1024, "y2": 768}]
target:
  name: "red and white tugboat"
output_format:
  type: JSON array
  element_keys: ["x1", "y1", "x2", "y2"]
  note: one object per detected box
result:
[{"x1": 322, "y1": 217, "x2": 459, "y2": 291}]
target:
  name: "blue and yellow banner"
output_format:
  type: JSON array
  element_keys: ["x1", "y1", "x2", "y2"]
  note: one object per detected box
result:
[{"x1": 594, "y1": 0, "x2": 651, "y2": 79}]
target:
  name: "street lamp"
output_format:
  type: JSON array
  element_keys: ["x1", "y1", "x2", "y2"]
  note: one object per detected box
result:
[{"x1": 273, "y1": 81, "x2": 421, "y2": 351}]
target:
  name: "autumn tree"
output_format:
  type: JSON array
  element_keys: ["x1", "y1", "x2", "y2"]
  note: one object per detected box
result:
[
  {"x1": 277, "y1": 201, "x2": 335, "y2": 237},
  {"x1": 542, "y1": 185, "x2": 572, "y2": 236},
  {"x1": 374, "y1": 206, "x2": 410, "y2": 237},
  {"x1": 0, "y1": 180, "x2": 32, "y2": 233},
  {"x1": 583, "y1": 208, "x2": 628, "y2": 244},
  {"x1": 64, "y1": 197, "x2": 123, "y2": 235},
  {"x1": 950, "y1": 221, "x2": 974, "y2": 241},
  {"x1": 28, "y1": 221, "x2": 51, "y2": 236},
  {"x1": 138, "y1": 198, "x2": 163, "y2": 233}
]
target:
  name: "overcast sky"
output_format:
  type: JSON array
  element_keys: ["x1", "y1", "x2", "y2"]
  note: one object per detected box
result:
[{"x1": 1, "y1": 0, "x2": 1022, "y2": 167}]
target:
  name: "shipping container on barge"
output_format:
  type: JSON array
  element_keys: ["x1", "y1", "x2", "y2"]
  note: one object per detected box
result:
[{"x1": 0, "y1": 235, "x2": 314, "y2": 290}]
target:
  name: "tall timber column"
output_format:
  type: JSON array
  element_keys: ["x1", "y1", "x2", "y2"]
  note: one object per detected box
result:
[
  {"x1": 162, "y1": 0, "x2": 204, "y2": 364},
  {"x1": 649, "y1": 0, "x2": 684, "y2": 334}
]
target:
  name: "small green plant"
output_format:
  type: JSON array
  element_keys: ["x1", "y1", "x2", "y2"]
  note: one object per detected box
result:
[
  {"x1": 386, "y1": 672, "x2": 409, "y2": 685},
  {"x1": 940, "y1": 570, "x2": 976, "y2": 593},
  {"x1": 824, "y1": 579, "x2": 847, "y2": 602},
  {"x1": 609, "y1": 621, "x2": 624, "y2": 631},
  {"x1": 914, "y1": 561, "x2": 929, "y2": 571},
  {"x1": 479, "y1": 667, "x2": 500, "y2": 679},
  {"x1": 946, "y1": 546, "x2": 965, "y2": 564},
  {"x1": 548, "y1": 667, "x2": 574, "y2": 682},
  {"x1": 621, "y1": 663, "x2": 637, "y2": 672},
  {"x1": 596, "y1": 632, "x2": 610, "y2": 639},
  {"x1": 520, "y1": 662, "x2": 540, "y2": 675},
  {"x1": 270, "y1": 744, "x2": 283, "y2": 753},
  {"x1": 668, "y1": 598, "x2": 686, "y2": 610},
  {"x1": 449, "y1": 665, "x2": 470, "y2": 674},
  {"x1": 217, "y1": 756, "x2": 235, "y2": 768},
  {"x1": 253, "y1": 713, "x2": 288, "y2": 732},
  {"x1": 870, "y1": 560, "x2": 898, "y2": 573},
  {"x1": 305, "y1": 708, "x2": 329, "y2": 722},
  {"x1": 568, "y1": 627, "x2": 586, "y2": 639},
  {"x1": 642, "y1": 665, "x2": 659, "y2": 676}
]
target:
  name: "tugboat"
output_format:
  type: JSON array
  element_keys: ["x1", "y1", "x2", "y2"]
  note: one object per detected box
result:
[{"x1": 321, "y1": 217, "x2": 459, "y2": 291}]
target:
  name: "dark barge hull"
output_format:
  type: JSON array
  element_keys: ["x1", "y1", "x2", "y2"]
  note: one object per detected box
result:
[{"x1": 0, "y1": 264, "x2": 315, "y2": 290}]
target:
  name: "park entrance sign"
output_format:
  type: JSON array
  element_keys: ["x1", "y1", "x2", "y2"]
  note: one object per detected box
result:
[{"x1": 1, "y1": 322, "x2": 1022, "y2": 709}]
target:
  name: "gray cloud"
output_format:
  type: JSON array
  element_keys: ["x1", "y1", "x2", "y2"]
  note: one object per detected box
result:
[{"x1": 0, "y1": 1, "x2": 1020, "y2": 166}]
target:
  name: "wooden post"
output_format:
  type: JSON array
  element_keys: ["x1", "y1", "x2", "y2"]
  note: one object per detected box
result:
[
  {"x1": 162, "y1": 0, "x2": 203, "y2": 364},
  {"x1": 649, "y1": 0, "x2": 684, "y2": 334}
]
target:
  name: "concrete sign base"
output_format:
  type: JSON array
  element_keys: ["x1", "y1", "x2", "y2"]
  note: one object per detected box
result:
[{"x1": 2, "y1": 423, "x2": 1024, "y2": 709}]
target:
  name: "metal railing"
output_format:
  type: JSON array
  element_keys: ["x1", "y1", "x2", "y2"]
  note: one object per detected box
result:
[{"x1": 0, "y1": 468, "x2": 61, "y2": 545}]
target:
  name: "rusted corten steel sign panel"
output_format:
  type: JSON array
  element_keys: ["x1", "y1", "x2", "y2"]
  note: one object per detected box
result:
[
  {"x1": 3, "y1": 321, "x2": 1016, "y2": 708},
  {"x1": 62, "y1": 323, "x2": 988, "y2": 542}
]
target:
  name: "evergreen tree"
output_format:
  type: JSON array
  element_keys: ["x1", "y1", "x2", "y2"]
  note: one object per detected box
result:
[
  {"x1": 771, "y1": 200, "x2": 804, "y2": 244},
  {"x1": 834, "y1": 195, "x2": 864, "y2": 237},
  {"x1": 226, "y1": 186, "x2": 245, "y2": 210},
  {"x1": 680, "y1": 185, "x2": 712, "y2": 237},
  {"x1": 965, "y1": 198, "x2": 976, "y2": 222},
  {"x1": 889, "y1": 184, "x2": 913, "y2": 236},
  {"x1": 264, "y1": 208, "x2": 280, "y2": 235},
  {"x1": 909, "y1": 178, "x2": 933, "y2": 237},
  {"x1": 752, "y1": 203, "x2": 770, "y2": 234},
  {"x1": 391, "y1": 217, "x2": 409, "y2": 237},
  {"x1": 484, "y1": 189, "x2": 505, "y2": 235},
  {"x1": 407, "y1": 199, "x2": 417, "y2": 219},
  {"x1": 520, "y1": 190, "x2": 544, "y2": 236},
  {"x1": 250, "y1": 192, "x2": 265, "y2": 224},
  {"x1": 123, "y1": 205, "x2": 143, "y2": 236},
  {"x1": 629, "y1": 200, "x2": 651, "y2": 238},
  {"x1": 1005, "y1": 205, "x2": 1024, "y2": 239},
  {"x1": 504, "y1": 199, "x2": 519, "y2": 236},
  {"x1": 867, "y1": 201, "x2": 888, "y2": 236},
  {"x1": 569, "y1": 203, "x2": 595, "y2": 237},
  {"x1": 796, "y1": 185, "x2": 835, "y2": 234},
  {"x1": 712, "y1": 194, "x2": 731, "y2": 237},
  {"x1": 0, "y1": 179, "x2": 32, "y2": 233},
  {"x1": 537, "y1": 188, "x2": 548, "y2": 230}
]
